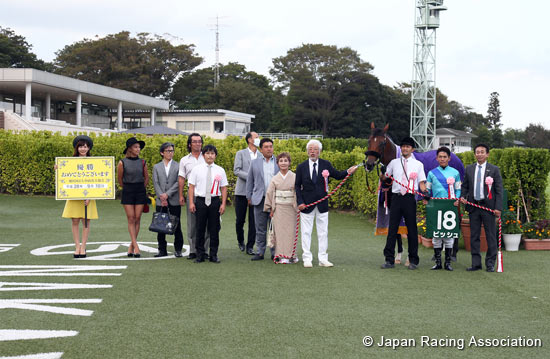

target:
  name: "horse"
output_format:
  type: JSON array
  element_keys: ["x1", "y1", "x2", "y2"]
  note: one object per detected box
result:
[{"x1": 364, "y1": 122, "x2": 465, "y2": 236}]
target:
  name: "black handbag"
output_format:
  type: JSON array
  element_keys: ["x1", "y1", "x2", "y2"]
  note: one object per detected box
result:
[{"x1": 149, "y1": 206, "x2": 179, "y2": 235}]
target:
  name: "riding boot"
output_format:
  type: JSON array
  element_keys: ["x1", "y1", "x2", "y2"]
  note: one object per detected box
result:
[
  {"x1": 444, "y1": 248, "x2": 453, "y2": 271},
  {"x1": 431, "y1": 248, "x2": 442, "y2": 270}
]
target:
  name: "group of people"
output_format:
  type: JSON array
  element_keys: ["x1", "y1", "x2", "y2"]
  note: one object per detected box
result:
[
  {"x1": 380, "y1": 137, "x2": 503, "y2": 272},
  {"x1": 62, "y1": 132, "x2": 503, "y2": 272}
]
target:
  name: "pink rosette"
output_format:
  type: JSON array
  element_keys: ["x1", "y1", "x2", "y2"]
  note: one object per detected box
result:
[
  {"x1": 447, "y1": 177, "x2": 456, "y2": 198},
  {"x1": 485, "y1": 176, "x2": 494, "y2": 199},
  {"x1": 408, "y1": 172, "x2": 418, "y2": 193},
  {"x1": 211, "y1": 174, "x2": 223, "y2": 195},
  {"x1": 322, "y1": 170, "x2": 330, "y2": 192}
]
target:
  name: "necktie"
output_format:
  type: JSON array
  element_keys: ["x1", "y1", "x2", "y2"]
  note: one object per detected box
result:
[
  {"x1": 312, "y1": 162, "x2": 318, "y2": 184},
  {"x1": 205, "y1": 165, "x2": 212, "y2": 206},
  {"x1": 400, "y1": 159, "x2": 408, "y2": 195},
  {"x1": 475, "y1": 165, "x2": 482, "y2": 201}
]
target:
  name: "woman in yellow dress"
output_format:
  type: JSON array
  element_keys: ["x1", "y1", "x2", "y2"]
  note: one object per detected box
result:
[{"x1": 61, "y1": 135, "x2": 98, "y2": 258}]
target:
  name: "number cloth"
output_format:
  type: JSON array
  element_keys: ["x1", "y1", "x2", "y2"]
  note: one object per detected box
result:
[{"x1": 426, "y1": 199, "x2": 460, "y2": 240}]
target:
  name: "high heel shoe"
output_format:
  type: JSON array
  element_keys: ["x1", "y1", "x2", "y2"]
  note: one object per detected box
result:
[
  {"x1": 133, "y1": 253, "x2": 141, "y2": 258},
  {"x1": 73, "y1": 253, "x2": 79, "y2": 258},
  {"x1": 127, "y1": 252, "x2": 134, "y2": 257},
  {"x1": 80, "y1": 253, "x2": 86, "y2": 258}
]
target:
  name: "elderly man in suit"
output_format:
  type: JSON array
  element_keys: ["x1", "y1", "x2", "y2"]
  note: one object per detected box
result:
[
  {"x1": 247, "y1": 138, "x2": 279, "y2": 261},
  {"x1": 295, "y1": 140, "x2": 358, "y2": 268},
  {"x1": 233, "y1": 132, "x2": 259, "y2": 255},
  {"x1": 152, "y1": 142, "x2": 184, "y2": 257},
  {"x1": 460, "y1": 143, "x2": 503, "y2": 272}
]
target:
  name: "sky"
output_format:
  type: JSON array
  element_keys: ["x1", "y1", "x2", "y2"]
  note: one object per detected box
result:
[{"x1": 2, "y1": 0, "x2": 549, "y2": 130}]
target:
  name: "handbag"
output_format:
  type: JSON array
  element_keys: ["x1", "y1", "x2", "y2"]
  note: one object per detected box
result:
[
  {"x1": 149, "y1": 206, "x2": 179, "y2": 235},
  {"x1": 267, "y1": 220, "x2": 276, "y2": 248}
]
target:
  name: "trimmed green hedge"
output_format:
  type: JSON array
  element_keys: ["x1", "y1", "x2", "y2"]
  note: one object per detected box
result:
[{"x1": 1, "y1": 130, "x2": 549, "y2": 220}]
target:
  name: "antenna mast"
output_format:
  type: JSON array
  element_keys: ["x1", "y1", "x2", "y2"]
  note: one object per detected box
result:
[
  {"x1": 410, "y1": 0, "x2": 447, "y2": 151},
  {"x1": 214, "y1": 15, "x2": 220, "y2": 88}
]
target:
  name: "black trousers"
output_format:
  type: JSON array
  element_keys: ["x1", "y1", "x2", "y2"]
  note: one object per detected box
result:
[
  {"x1": 234, "y1": 195, "x2": 255, "y2": 249},
  {"x1": 156, "y1": 205, "x2": 183, "y2": 253},
  {"x1": 469, "y1": 207, "x2": 497, "y2": 268},
  {"x1": 384, "y1": 194, "x2": 419, "y2": 265},
  {"x1": 195, "y1": 196, "x2": 221, "y2": 258}
]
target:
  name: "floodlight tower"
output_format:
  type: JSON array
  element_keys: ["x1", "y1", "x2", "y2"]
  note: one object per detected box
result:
[{"x1": 410, "y1": 0, "x2": 447, "y2": 151}]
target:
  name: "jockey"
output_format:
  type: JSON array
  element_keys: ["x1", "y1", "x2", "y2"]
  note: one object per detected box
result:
[{"x1": 425, "y1": 146, "x2": 461, "y2": 271}]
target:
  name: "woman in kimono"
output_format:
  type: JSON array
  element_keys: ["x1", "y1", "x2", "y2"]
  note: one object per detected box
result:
[{"x1": 264, "y1": 152, "x2": 298, "y2": 264}]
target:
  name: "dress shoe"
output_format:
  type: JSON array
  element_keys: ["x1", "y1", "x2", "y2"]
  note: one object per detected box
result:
[
  {"x1": 246, "y1": 248, "x2": 254, "y2": 255},
  {"x1": 154, "y1": 252, "x2": 168, "y2": 258},
  {"x1": 251, "y1": 254, "x2": 264, "y2": 261},
  {"x1": 407, "y1": 263, "x2": 418, "y2": 270},
  {"x1": 486, "y1": 266, "x2": 495, "y2": 272},
  {"x1": 187, "y1": 253, "x2": 197, "y2": 260},
  {"x1": 209, "y1": 256, "x2": 220, "y2": 263},
  {"x1": 319, "y1": 261, "x2": 334, "y2": 267},
  {"x1": 238, "y1": 243, "x2": 245, "y2": 251},
  {"x1": 194, "y1": 257, "x2": 205, "y2": 263},
  {"x1": 466, "y1": 266, "x2": 482, "y2": 271},
  {"x1": 133, "y1": 253, "x2": 141, "y2": 258},
  {"x1": 174, "y1": 251, "x2": 183, "y2": 258},
  {"x1": 380, "y1": 262, "x2": 395, "y2": 269},
  {"x1": 303, "y1": 261, "x2": 313, "y2": 268}
]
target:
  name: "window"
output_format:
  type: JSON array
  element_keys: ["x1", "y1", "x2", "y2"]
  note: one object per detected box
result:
[
  {"x1": 214, "y1": 121, "x2": 224, "y2": 133},
  {"x1": 225, "y1": 121, "x2": 248, "y2": 135},
  {"x1": 176, "y1": 121, "x2": 210, "y2": 132}
]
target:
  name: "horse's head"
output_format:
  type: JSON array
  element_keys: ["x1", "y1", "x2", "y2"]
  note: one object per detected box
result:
[{"x1": 365, "y1": 122, "x2": 389, "y2": 171}]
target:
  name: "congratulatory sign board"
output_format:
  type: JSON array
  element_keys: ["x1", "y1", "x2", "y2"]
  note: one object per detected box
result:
[{"x1": 55, "y1": 157, "x2": 116, "y2": 200}]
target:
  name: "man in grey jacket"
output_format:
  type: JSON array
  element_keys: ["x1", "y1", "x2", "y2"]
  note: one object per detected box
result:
[
  {"x1": 233, "y1": 132, "x2": 259, "y2": 255},
  {"x1": 152, "y1": 142, "x2": 184, "y2": 257},
  {"x1": 246, "y1": 138, "x2": 279, "y2": 261}
]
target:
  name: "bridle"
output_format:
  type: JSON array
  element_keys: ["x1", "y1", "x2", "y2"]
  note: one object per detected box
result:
[{"x1": 363, "y1": 134, "x2": 388, "y2": 193}]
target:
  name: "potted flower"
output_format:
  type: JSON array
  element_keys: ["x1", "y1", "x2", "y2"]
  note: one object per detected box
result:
[
  {"x1": 501, "y1": 207, "x2": 522, "y2": 251},
  {"x1": 522, "y1": 219, "x2": 550, "y2": 250},
  {"x1": 417, "y1": 217, "x2": 432, "y2": 248}
]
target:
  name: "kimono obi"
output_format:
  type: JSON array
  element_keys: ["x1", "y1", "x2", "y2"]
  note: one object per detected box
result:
[{"x1": 275, "y1": 190, "x2": 294, "y2": 204}]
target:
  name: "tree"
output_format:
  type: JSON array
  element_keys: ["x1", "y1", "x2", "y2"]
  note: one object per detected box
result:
[
  {"x1": 171, "y1": 62, "x2": 285, "y2": 132},
  {"x1": 53, "y1": 32, "x2": 202, "y2": 97},
  {"x1": 487, "y1": 91, "x2": 502, "y2": 129},
  {"x1": 524, "y1": 123, "x2": 550, "y2": 149},
  {"x1": 270, "y1": 44, "x2": 374, "y2": 136},
  {"x1": 0, "y1": 27, "x2": 50, "y2": 70}
]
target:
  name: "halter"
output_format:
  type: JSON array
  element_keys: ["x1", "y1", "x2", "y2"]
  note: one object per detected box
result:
[{"x1": 363, "y1": 135, "x2": 387, "y2": 193}]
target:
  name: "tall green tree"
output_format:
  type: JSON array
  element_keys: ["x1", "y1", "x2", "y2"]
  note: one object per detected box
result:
[
  {"x1": 0, "y1": 27, "x2": 50, "y2": 70},
  {"x1": 171, "y1": 62, "x2": 285, "y2": 131},
  {"x1": 524, "y1": 123, "x2": 550, "y2": 149},
  {"x1": 53, "y1": 31, "x2": 202, "y2": 97},
  {"x1": 270, "y1": 44, "x2": 374, "y2": 136}
]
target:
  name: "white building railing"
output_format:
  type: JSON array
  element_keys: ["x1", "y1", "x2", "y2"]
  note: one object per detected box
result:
[{"x1": 257, "y1": 133, "x2": 323, "y2": 140}]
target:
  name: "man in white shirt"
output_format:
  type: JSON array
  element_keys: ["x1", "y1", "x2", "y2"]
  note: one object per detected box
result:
[
  {"x1": 233, "y1": 132, "x2": 259, "y2": 255},
  {"x1": 188, "y1": 144, "x2": 228, "y2": 263},
  {"x1": 178, "y1": 133, "x2": 209, "y2": 260},
  {"x1": 380, "y1": 137, "x2": 427, "y2": 270}
]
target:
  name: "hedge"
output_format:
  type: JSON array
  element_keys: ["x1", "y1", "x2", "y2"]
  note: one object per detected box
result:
[{"x1": 1, "y1": 130, "x2": 549, "y2": 220}]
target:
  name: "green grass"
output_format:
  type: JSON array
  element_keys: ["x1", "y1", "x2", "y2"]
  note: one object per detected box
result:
[{"x1": 0, "y1": 194, "x2": 549, "y2": 358}]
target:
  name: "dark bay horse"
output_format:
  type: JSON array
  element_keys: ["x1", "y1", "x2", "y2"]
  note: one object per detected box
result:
[{"x1": 365, "y1": 122, "x2": 465, "y2": 235}]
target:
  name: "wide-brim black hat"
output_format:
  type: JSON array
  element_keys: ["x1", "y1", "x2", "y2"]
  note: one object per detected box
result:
[
  {"x1": 123, "y1": 137, "x2": 146, "y2": 154},
  {"x1": 73, "y1": 135, "x2": 93, "y2": 150},
  {"x1": 400, "y1": 137, "x2": 416, "y2": 147}
]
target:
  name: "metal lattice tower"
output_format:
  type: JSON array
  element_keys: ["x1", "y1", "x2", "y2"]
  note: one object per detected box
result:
[{"x1": 410, "y1": 0, "x2": 447, "y2": 151}]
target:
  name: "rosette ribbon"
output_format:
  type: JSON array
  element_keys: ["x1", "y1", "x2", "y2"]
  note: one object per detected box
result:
[
  {"x1": 485, "y1": 176, "x2": 494, "y2": 200},
  {"x1": 408, "y1": 172, "x2": 418, "y2": 194},
  {"x1": 322, "y1": 169, "x2": 330, "y2": 193},
  {"x1": 211, "y1": 174, "x2": 222, "y2": 195},
  {"x1": 447, "y1": 177, "x2": 456, "y2": 199}
]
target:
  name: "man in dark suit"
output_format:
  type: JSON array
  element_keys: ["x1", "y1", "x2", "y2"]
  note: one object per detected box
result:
[
  {"x1": 295, "y1": 140, "x2": 358, "y2": 268},
  {"x1": 233, "y1": 132, "x2": 259, "y2": 255},
  {"x1": 460, "y1": 143, "x2": 503, "y2": 272}
]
